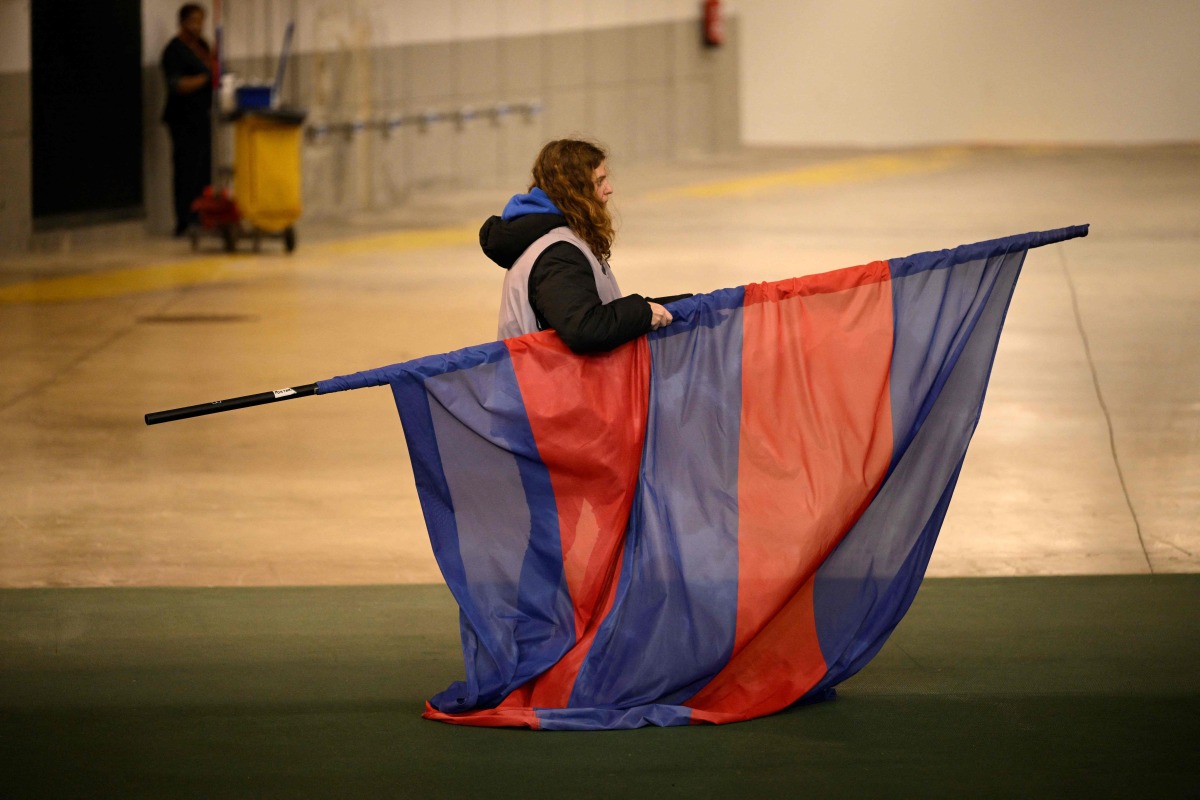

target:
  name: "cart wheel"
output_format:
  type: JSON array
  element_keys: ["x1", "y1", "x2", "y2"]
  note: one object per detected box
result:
[
  {"x1": 222, "y1": 226, "x2": 236, "y2": 253},
  {"x1": 284, "y1": 227, "x2": 296, "y2": 253}
]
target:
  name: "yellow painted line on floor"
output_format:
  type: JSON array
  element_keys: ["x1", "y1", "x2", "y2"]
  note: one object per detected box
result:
[
  {"x1": 0, "y1": 225, "x2": 476, "y2": 305},
  {"x1": 0, "y1": 255, "x2": 259, "y2": 304},
  {"x1": 0, "y1": 147, "x2": 969, "y2": 305},
  {"x1": 644, "y1": 147, "x2": 973, "y2": 202}
]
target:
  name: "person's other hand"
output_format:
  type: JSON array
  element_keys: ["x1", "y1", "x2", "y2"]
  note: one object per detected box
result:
[{"x1": 648, "y1": 302, "x2": 673, "y2": 330}]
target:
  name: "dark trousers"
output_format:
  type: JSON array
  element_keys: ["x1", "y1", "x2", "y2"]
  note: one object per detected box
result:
[{"x1": 168, "y1": 119, "x2": 212, "y2": 234}]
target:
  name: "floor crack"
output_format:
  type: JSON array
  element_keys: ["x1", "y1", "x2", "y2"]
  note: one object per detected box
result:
[
  {"x1": 1058, "y1": 246, "x2": 1154, "y2": 573},
  {"x1": 0, "y1": 294, "x2": 185, "y2": 416}
]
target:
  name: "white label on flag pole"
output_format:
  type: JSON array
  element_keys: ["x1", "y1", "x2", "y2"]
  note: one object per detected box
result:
[{"x1": 273, "y1": 388, "x2": 297, "y2": 399}]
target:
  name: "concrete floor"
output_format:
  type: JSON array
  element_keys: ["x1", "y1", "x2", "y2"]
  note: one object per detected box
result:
[{"x1": 1, "y1": 144, "x2": 1197, "y2": 588}]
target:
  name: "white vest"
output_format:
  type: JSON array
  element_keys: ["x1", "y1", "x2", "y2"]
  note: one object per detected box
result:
[{"x1": 497, "y1": 227, "x2": 622, "y2": 340}]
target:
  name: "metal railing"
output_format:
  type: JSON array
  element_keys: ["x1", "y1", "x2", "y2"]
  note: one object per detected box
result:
[{"x1": 305, "y1": 100, "x2": 543, "y2": 143}]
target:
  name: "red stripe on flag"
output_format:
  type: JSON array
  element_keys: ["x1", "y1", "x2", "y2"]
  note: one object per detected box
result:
[
  {"x1": 687, "y1": 261, "x2": 894, "y2": 720},
  {"x1": 422, "y1": 701, "x2": 541, "y2": 729},
  {"x1": 686, "y1": 578, "x2": 823, "y2": 724},
  {"x1": 503, "y1": 332, "x2": 650, "y2": 708}
]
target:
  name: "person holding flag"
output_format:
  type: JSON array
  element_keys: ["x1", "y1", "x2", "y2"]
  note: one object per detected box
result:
[
  {"x1": 150, "y1": 136, "x2": 1086, "y2": 729},
  {"x1": 481, "y1": 139, "x2": 686, "y2": 351},
  {"x1": 151, "y1": 206, "x2": 1087, "y2": 729}
]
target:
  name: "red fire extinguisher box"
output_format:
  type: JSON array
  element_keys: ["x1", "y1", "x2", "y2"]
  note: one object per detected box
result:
[{"x1": 703, "y1": 0, "x2": 725, "y2": 48}]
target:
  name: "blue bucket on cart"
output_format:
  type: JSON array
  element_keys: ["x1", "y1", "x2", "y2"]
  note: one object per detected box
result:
[{"x1": 235, "y1": 85, "x2": 273, "y2": 110}]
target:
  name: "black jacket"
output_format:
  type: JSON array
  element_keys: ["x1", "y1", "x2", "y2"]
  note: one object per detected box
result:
[
  {"x1": 161, "y1": 36, "x2": 212, "y2": 127},
  {"x1": 481, "y1": 213, "x2": 657, "y2": 353}
]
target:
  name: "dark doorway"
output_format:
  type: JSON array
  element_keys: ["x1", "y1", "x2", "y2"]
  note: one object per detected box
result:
[{"x1": 31, "y1": 1, "x2": 144, "y2": 226}]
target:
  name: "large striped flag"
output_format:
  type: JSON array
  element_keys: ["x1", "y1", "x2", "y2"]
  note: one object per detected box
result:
[{"x1": 318, "y1": 226, "x2": 1087, "y2": 730}]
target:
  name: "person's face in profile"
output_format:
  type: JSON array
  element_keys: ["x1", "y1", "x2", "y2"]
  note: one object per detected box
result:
[{"x1": 593, "y1": 162, "x2": 613, "y2": 206}]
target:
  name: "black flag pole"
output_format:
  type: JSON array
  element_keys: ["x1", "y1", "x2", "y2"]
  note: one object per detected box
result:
[
  {"x1": 145, "y1": 383, "x2": 320, "y2": 425},
  {"x1": 144, "y1": 226, "x2": 1090, "y2": 427}
]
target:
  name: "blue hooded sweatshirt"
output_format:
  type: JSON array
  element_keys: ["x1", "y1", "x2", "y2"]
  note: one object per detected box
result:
[{"x1": 501, "y1": 187, "x2": 561, "y2": 220}]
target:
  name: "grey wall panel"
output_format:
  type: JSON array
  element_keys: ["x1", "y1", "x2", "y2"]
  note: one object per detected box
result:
[
  {"x1": 712, "y1": 17, "x2": 740, "y2": 151},
  {"x1": 456, "y1": 107, "x2": 502, "y2": 189},
  {"x1": 590, "y1": 27, "x2": 633, "y2": 87},
  {"x1": 631, "y1": 82, "x2": 673, "y2": 163},
  {"x1": 404, "y1": 42, "x2": 454, "y2": 104},
  {"x1": 499, "y1": 35, "x2": 543, "y2": 96},
  {"x1": 544, "y1": 31, "x2": 589, "y2": 90},
  {"x1": 5, "y1": 17, "x2": 738, "y2": 251},
  {"x1": 456, "y1": 39, "x2": 500, "y2": 99},
  {"x1": 141, "y1": 65, "x2": 173, "y2": 235},
  {"x1": 302, "y1": 143, "x2": 339, "y2": 217},
  {"x1": 406, "y1": 124, "x2": 458, "y2": 191},
  {"x1": 542, "y1": 85, "x2": 592, "y2": 142},
  {"x1": 0, "y1": 71, "x2": 30, "y2": 137},
  {"x1": 376, "y1": 46, "x2": 407, "y2": 110},
  {"x1": 290, "y1": 52, "x2": 318, "y2": 117},
  {"x1": 0, "y1": 134, "x2": 32, "y2": 247},
  {"x1": 631, "y1": 24, "x2": 672, "y2": 84},
  {"x1": 368, "y1": 132, "x2": 408, "y2": 208},
  {"x1": 291, "y1": 19, "x2": 738, "y2": 222},
  {"x1": 591, "y1": 84, "x2": 634, "y2": 157},
  {"x1": 0, "y1": 71, "x2": 32, "y2": 247},
  {"x1": 672, "y1": 18, "x2": 717, "y2": 80},
  {"x1": 673, "y1": 76, "x2": 717, "y2": 157},
  {"x1": 498, "y1": 115, "x2": 546, "y2": 186}
]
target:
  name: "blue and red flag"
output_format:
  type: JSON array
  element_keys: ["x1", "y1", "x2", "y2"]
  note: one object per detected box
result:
[{"x1": 317, "y1": 225, "x2": 1088, "y2": 730}]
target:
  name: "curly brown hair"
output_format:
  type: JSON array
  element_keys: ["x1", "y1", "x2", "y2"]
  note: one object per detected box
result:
[{"x1": 530, "y1": 139, "x2": 614, "y2": 261}]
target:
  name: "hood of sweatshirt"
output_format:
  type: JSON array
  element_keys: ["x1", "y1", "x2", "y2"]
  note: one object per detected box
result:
[{"x1": 480, "y1": 188, "x2": 568, "y2": 270}]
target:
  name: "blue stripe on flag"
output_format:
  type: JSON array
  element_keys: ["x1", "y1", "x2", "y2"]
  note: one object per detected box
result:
[
  {"x1": 389, "y1": 344, "x2": 575, "y2": 713},
  {"x1": 535, "y1": 702, "x2": 695, "y2": 731},
  {"x1": 809, "y1": 240, "x2": 1028, "y2": 695},
  {"x1": 567, "y1": 288, "x2": 746, "y2": 709}
]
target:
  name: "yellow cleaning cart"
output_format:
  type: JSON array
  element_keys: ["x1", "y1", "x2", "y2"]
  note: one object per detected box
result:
[
  {"x1": 190, "y1": 106, "x2": 305, "y2": 253},
  {"x1": 233, "y1": 107, "x2": 305, "y2": 252}
]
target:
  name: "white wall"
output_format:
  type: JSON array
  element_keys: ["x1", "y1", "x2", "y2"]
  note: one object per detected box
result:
[{"x1": 740, "y1": 0, "x2": 1200, "y2": 146}]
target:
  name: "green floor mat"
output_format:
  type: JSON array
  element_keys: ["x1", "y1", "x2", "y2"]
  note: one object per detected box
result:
[{"x1": 1, "y1": 576, "x2": 1197, "y2": 798}]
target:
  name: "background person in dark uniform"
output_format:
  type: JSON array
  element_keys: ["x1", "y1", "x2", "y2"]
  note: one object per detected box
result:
[{"x1": 161, "y1": 4, "x2": 213, "y2": 236}]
